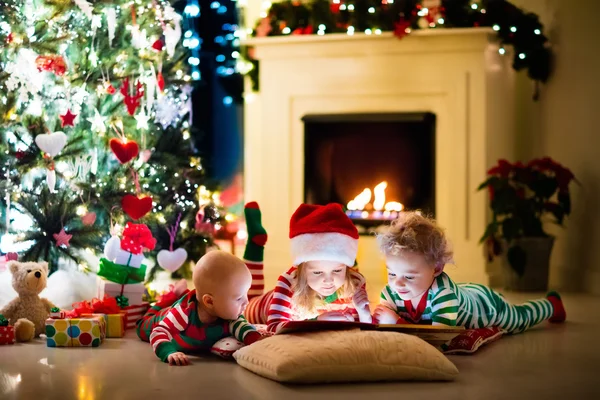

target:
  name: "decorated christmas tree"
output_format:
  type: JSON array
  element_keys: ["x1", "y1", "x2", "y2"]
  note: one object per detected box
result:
[{"x1": 0, "y1": 0, "x2": 223, "y2": 280}]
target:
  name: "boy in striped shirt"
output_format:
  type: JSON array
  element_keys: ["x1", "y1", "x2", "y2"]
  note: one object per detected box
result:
[
  {"x1": 373, "y1": 212, "x2": 566, "y2": 333},
  {"x1": 137, "y1": 251, "x2": 262, "y2": 365}
]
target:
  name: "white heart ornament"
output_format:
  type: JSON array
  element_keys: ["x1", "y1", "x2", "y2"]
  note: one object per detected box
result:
[
  {"x1": 157, "y1": 248, "x2": 188, "y2": 272},
  {"x1": 35, "y1": 131, "x2": 67, "y2": 157},
  {"x1": 103, "y1": 236, "x2": 121, "y2": 261}
]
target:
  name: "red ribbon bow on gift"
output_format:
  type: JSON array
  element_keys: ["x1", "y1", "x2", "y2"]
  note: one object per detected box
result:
[
  {"x1": 65, "y1": 296, "x2": 122, "y2": 318},
  {"x1": 121, "y1": 222, "x2": 157, "y2": 254}
]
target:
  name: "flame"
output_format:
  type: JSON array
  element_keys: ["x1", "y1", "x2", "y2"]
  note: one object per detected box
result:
[
  {"x1": 373, "y1": 181, "x2": 388, "y2": 211},
  {"x1": 347, "y1": 181, "x2": 404, "y2": 215},
  {"x1": 384, "y1": 202, "x2": 404, "y2": 212},
  {"x1": 347, "y1": 188, "x2": 371, "y2": 211}
]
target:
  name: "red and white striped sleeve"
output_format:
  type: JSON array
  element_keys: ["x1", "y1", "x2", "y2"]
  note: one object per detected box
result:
[
  {"x1": 149, "y1": 293, "x2": 193, "y2": 362},
  {"x1": 266, "y1": 266, "x2": 297, "y2": 333}
]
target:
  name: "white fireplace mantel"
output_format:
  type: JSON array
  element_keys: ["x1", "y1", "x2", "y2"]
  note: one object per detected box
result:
[{"x1": 243, "y1": 28, "x2": 516, "y2": 296}]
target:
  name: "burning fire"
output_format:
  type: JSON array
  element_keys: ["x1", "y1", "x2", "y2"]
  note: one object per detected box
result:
[{"x1": 347, "y1": 181, "x2": 404, "y2": 218}]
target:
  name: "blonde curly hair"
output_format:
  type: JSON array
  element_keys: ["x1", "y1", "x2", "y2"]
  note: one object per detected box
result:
[{"x1": 377, "y1": 211, "x2": 453, "y2": 267}]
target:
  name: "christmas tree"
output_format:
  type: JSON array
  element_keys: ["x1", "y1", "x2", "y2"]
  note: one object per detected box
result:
[{"x1": 0, "y1": 0, "x2": 223, "y2": 279}]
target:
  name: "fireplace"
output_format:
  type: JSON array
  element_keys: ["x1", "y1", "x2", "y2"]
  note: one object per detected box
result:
[{"x1": 303, "y1": 113, "x2": 436, "y2": 234}]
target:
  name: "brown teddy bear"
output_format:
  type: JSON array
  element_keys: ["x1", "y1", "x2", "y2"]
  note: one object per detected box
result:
[{"x1": 0, "y1": 261, "x2": 56, "y2": 342}]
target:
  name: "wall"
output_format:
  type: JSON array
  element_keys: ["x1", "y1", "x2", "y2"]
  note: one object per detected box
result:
[{"x1": 511, "y1": 0, "x2": 600, "y2": 294}]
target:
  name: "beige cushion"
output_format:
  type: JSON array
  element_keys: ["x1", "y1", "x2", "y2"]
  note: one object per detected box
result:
[{"x1": 233, "y1": 329, "x2": 458, "y2": 383}]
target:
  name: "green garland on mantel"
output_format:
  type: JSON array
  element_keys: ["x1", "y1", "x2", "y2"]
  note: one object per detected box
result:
[{"x1": 245, "y1": 0, "x2": 551, "y2": 99}]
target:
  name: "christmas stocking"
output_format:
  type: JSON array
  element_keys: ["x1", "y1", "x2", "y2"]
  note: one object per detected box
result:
[{"x1": 243, "y1": 202, "x2": 267, "y2": 299}]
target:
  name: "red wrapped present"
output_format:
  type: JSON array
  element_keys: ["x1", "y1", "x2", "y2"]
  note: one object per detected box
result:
[
  {"x1": 0, "y1": 314, "x2": 15, "y2": 345},
  {"x1": 122, "y1": 302, "x2": 150, "y2": 330}
]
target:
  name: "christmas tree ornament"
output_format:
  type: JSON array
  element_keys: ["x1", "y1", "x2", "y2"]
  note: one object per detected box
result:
[
  {"x1": 121, "y1": 194, "x2": 153, "y2": 220},
  {"x1": 151, "y1": 39, "x2": 164, "y2": 52},
  {"x1": 91, "y1": 14, "x2": 102, "y2": 35},
  {"x1": 46, "y1": 168, "x2": 56, "y2": 192},
  {"x1": 81, "y1": 211, "x2": 96, "y2": 226},
  {"x1": 135, "y1": 109, "x2": 150, "y2": 130},
  {"x1": 59, "y1": 109, "x2": 77, "y2": 127},
  {"x1": 74, "y1": 0, "x2": 93, "y2": 19},
  {"x1": 157, "y1": 248, "x2": 187, "y2": 272},
  {"x1": 35, "y1": 54, "x2": 67, "y2": 76},
  {"x1": 6, "y1": 252, "x2": 18, "y2": 261},
  {"x1": 53, "y1": 228, "x2": 72, "y2": 248},
  {"x1": 87, "y1": 108, "x2": 107, "y2": 134},
  {"x1": 35, "y1": 131, "x2": 67, "y2": 157},
  {"x1": 120, "y1": 77, "x2": 144, "y2": 116},
  {"x1": 157, "y1": 213, "x2": 187, "y2": 272},
  {"x1": 139, "y1": 149, "x2": 152, "y2": 163},
  {"x1": 156, "y1": 72, "x2": 165, "y2": 92},
  {"x1": 104, "y1": 7, "x2": 116, "y2": 45},
  {"x1": 109, "y1": 138, "x2": 139, "y2": 164},
  {"x1": 163, "y1": 6, "x2": 182, "y2": 58}
]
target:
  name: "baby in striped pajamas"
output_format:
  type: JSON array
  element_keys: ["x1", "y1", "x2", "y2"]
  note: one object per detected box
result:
[
  {"x1": 137, "y1": 250, "x2": 262, "y2": 365},
  {"x1": 373, "y1": 211, "x2": 566, "y2": 333}
]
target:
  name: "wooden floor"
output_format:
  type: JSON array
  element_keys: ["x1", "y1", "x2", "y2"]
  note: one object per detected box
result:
[{"x1": 1, "y1": 293, "x2": 599, "y2": 400}]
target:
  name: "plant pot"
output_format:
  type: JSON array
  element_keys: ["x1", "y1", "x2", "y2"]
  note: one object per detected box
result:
[{"x1": 502, "y1": 237, "x2": 554, "y2": 292}]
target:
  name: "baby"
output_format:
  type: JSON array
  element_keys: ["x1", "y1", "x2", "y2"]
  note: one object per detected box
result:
[
  {"x1": 373, "y1": 211, "x2": 566, "y2": 333},
  {"x1": 137, "y1": 250, "x2": 261, "y2": 365}
]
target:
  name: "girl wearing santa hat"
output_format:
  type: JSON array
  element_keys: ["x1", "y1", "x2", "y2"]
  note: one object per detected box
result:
[{"x1": 242, "y1": 202, "x2": 372, "y2": 333}]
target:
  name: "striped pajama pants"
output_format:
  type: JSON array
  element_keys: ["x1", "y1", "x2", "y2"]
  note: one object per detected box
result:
[{"x1": 458, "y1": 284, "x2": 554, "y2": 334}]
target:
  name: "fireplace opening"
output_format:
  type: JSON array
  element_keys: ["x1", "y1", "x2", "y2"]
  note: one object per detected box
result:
[{"x1": 303, "y1": 113, "x2": 436, "y2": 234}]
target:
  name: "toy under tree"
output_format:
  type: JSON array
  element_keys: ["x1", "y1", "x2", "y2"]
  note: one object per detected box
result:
[{"x1": 0, "y1": 0, "x2": 224, "y2": 279}]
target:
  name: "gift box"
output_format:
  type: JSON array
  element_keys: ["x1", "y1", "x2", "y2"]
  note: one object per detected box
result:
[
  {"x1": 0, "y1": 326, "x2": 15, "y2": 345},
  {"x1": 0, "y1": 315, "x2": 15, "y2": 345},
  {"x1": 98, "y1": 258, "x2": 146, "y2": 284},
  {"x1": 82, "y1": 312, "x2": 126, "y2": 338},
  {"x1": 45, "y1": 315, "x2": 106, "y2": 347},
  {"x1": 96, "y1": 276, "x2": 145, "y2": 306},
  {"x1": 114, "y1": 249, "x2": 145, "y2": 269},
  {"x1": 122, "y1": 302, "x2": 150, "y2": 330}
]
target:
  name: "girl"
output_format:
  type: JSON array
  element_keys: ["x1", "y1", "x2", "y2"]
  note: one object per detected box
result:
[
  {"x1": 373, "y1": 211, "x2": 566, "y2": 333},
  {"x1": 242, "y1": 202, "x2": 372, "y2": 333}
]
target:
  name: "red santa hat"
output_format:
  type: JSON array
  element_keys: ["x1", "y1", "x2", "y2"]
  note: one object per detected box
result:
[{"x1": 289, "y1": 203, "x2": 359, "y2": 267}]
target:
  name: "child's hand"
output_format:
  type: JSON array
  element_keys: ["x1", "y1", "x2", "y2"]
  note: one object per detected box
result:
[
  {"x1": 353, "y1": 289, "x2": 372, "y2": 323},
  {"x1": 167, "y1": 352, "x2": 190, "y2": 366},
  {"x1": 317, "y1": 311, "x2": 355, "y2": 321},
  {"x1": 373, "y1": 305, "x2": 401, "y2": 325}
]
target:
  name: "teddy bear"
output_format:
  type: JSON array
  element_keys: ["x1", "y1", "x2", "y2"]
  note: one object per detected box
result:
[{"x1": 0, "y1": 261, "x2": 55, "y2": 342}]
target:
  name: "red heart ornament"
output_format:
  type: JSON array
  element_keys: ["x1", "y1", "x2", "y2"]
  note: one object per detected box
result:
[
  {"x1": 122, "y1": 194, "x2": 153, "y2": 220},
  {"x1": 109, "y1": 138, "x2": 139, "y2": 164}
]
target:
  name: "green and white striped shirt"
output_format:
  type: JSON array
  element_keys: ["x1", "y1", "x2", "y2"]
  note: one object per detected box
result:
[{"x1": 380, "y1": 272, "x2": 509, "y2": 328}]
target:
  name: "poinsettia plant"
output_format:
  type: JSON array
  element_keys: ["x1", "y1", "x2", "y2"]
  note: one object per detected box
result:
[{"x1": 478, "y1": 157, "x2": 577, "y2": 273}]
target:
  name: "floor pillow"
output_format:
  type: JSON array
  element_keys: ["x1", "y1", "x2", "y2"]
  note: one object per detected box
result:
[{"x1": 233, "y1": 329, "x2": 459, "y2": 383}]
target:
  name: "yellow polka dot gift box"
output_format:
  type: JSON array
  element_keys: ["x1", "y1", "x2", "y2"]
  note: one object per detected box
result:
[{"x1": 45, "y1": 314, "x2": 106, "y2": 347}]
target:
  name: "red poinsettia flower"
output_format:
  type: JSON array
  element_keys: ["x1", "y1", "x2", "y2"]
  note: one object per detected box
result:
[
  {"x1": 487, "y1": 159, "x2": 513, "y2": 178},
  {"x1": 556, "y1": 167, "x2": 575, "y2": 193},
  {"x1": 292, "y1": 25, "x2": 314, "y2": 35},
  {"x1": 394, "y1": 19, "x2": 412, "y2": 39}
]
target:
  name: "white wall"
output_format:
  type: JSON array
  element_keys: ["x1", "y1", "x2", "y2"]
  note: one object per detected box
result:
[{"x1": 511, "y1": 0, "x2": 600, "y2": 294}]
